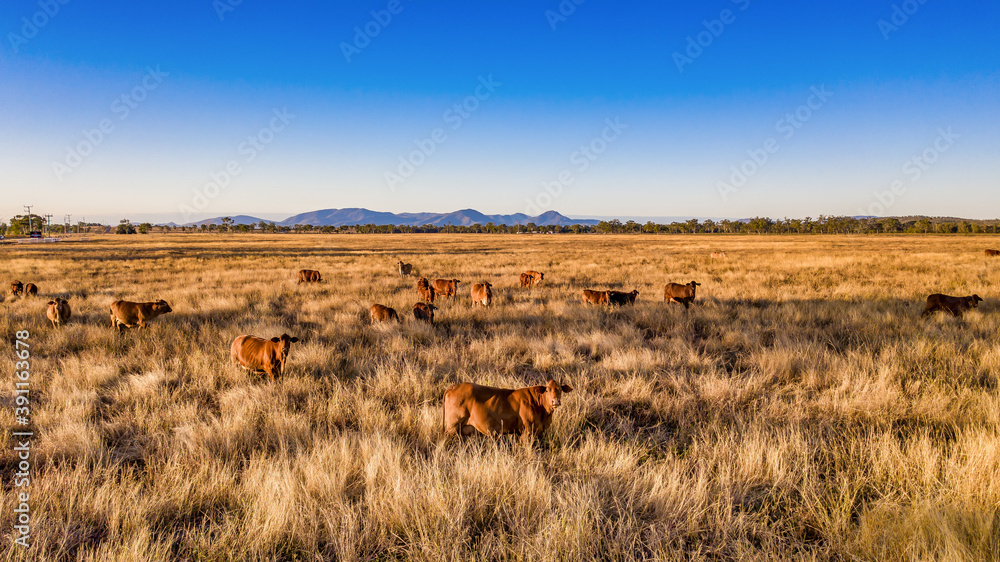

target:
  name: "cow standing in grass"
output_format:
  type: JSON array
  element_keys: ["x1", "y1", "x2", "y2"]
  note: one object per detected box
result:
[
  {"x1": 110, "y1": 299, "x2": 173, "y2": 330},
  {"x1": 471, "y1": 283, "x2": 493, "y2": 307},
  {"x1": 664, "y1": 281, "x2": 700, "y2": 309},
  {"x1": 921, "y1": 293, "x2": 983, "y2": 318},
  {"x1": 443, "y1": 379, "x2": 573, "y2": 442},
  {"x1": 46, "y1": 298, "x2": 71, "y2": 328},
  {"x1": 231, "y1": 333, "x2": 300, "y2": 382}
]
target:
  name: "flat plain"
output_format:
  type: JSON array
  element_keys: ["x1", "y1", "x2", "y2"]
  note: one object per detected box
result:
[{"x1": 1, "y1": 233, "x2": 999, "y2": 561}]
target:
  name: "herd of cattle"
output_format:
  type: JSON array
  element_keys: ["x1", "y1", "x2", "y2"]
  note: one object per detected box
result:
[{"x1": 4, "y1": 247, "x2": 995, "y2": 441}]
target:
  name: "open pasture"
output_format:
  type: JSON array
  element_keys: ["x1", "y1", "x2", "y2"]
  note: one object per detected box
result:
[{"x1": 2, "y1": 234, "x2": 999, "y2": 560}]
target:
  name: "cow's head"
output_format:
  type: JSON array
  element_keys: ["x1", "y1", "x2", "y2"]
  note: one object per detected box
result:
[
  {"x1": 538, "y1": 273, "x2": 544, "y2": 280},
  {"x1": 630, "y1": 290, "x2": 639, "y2": 297},
  {"x1": 971, "y1": 295, "x2": 983, "y2": 307},
  {"x1": 453, "y1": 279, "x2": 461, "y2": 285},
  {"x1": 153, "y1": 300, "x2": 173, "y2": 314},
  {"x1": 269, "y1": 333, "x2": 299, "y2": 363},
  {"x1": 542, "y1": 379, "x2": 573, "y2": 411}
]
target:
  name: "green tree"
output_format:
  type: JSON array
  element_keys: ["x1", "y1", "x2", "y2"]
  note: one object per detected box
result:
[
  {"x1": 116, "y1": 219, "x2": 136, "y2": 235},
  {"x1": 138, "y1": 222, "x2": 153, "y2": 234}
]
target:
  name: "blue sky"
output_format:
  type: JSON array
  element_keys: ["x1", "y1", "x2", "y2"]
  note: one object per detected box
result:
[{"x1": 1, "y1": 0, "x2": 998, "y2": 223}]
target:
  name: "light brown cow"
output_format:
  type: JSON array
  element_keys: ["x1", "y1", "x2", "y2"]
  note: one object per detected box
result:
[
  {"x1": 581, "y1": 289, "x2": 609, "y2": 305},
  {"x1": 442, "y1": 379, "x2": 573, "y2": 441},
  {"x1": 370, "y1": 304, "x2": 400, "y2": 323},
  {"x1": 664, "y1": 281, "x2": 700, "y2": 309},
  {"x1": 416, "y1": 277, "x2": 436, "y2": 302},
  {"x1": 23, "y1": 283, "x2": 38, "y2": 297},
  {"x1": 231, "y1": 333, "x2": 300, "y2": 382},
  {"x1": 432, "y1": 279, "x2": 461, "y2": 299},
  {"x1": 519, "y1": 270, "x2": 544, "y2": 288},
  {"x1": 398, "y1": 260, "x2": 412, "y2": 276},
  {"x1": 987, "y1": 249, "x2": 1000, "y2": 257},
  {"x1": 413, "y1": 302, "x2": 437, "y2": 324},
  {"x1": 10, "y1": 280, "x2": 23, "y2": 297},
  {"x1": 298, "y1": 269, "x2": 322, "y2": 283},
  {"x1": 46, "y1": 298, "x2": 71, "y2": 328},
  {"x1": 109, "y1": 299, "x2": 173, "y2": 330},
  {"x1": 921, "y1": 293, "x2": 983, "y2": 318},
  {"x1": 471, "y1": 282, "x2": 493, "y2": 306},
  {"x1": 608, "y1": 289, "x2": 639, "y2": 306},
  {"x1": 711, "y1": 252, "x2": 727, "y2": 259}
]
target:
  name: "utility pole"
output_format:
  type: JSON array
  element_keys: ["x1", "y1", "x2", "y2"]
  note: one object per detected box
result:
[
  {"x1": 44, "y1": 214, "x2": 53, "y2": 237},
  {"x1": 65, "y1": 214, "x2": 71, "y2": 236},
  {"x1": 23, "y1": 205, "x2": 33, "y2": 235}
]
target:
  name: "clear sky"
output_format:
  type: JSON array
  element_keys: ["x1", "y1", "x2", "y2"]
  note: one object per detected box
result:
[{"x1": 1, "y1": 0, "x2": 998, "y2": 224}]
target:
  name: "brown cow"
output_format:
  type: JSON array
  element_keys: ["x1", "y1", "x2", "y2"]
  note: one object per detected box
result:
[
  {"x1": 46, "y1": 298, "x2": 71, "y2": 328},
  {"x1": 432, "y1": 279, "x2": 461, "y2": 299},
  {"x1": 664, "y1": 281, "x2": 700, "y2": 309},
  {"x1": 231, "y1": 333, "x2": 299, "y2": 382},
  {"x1": 608, "y1": 289, "x2": 639, "y2": 306},
  {"x1": 23, "y1": 283, "x2": 38, "y2": 297},
  {"x1": 398, "y1": 260, "x2": 412, "y2": 276},
  {"x1": 442, "y1": 379, "x2": 573, "y2": 441},
  {"x1": 298, "y1": 269, "x2": 322, "y2": 283},
  {"x1": 581, "y1": 289, "x2": 609, "y2": 305},
  {"x1": 921, "y1": 293, "x2": 983, "y2": 318},
  {"x1": 109, "y1": 299, "x2": 173, "y2": 330},
  {"x1": 987, "y1": 249, "x2": 1000, "y2": 257},
  {"x1": 370, "y1": 304, "x2": 400, "y2": 323},
  {"x1": 711, "y1": 252, "x2": 727, "y2": 259},
  {"x1": 519, "y1": 270, "x2": 544, "y2": 288},
  {"x1": 471, "y1": 282, "x2": 493, "y2": 306},
  {"x1": 10, "y1": 281, "x2": 23, "y2": 297},
  {"x1": 413, "y1": 302, "x2": 437, "y2": 324},
  {"x1": 416, "y1": 277, "x2": 436, "y2": 302}
]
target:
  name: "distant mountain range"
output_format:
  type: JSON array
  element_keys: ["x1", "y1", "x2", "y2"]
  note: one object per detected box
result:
[{"x1": 179, "y1": 208, "x2": 600, "y2": 227}]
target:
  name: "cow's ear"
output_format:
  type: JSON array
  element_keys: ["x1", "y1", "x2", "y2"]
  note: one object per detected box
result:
[
  {"x1": 270, "y1": 337, "x2": 281, "y2": 342},
  {"x1": 47, "y1": 301, "x2": 56, "y2": 305},
  {"x1": 562, "y1": 384, "x2": 573, "y2": 393},
  {"x1": 290, "y1": 337, "x2": 299, "y2": 343}
]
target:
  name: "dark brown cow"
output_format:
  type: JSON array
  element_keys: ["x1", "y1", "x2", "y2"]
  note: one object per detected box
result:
[
  {"x1": 987, "y1": 249, "x2": 1000, "y2": 257},
  {"x1": 398, "y1": 260, "x2": 412, "y2": 276},
  {"x1": 10, "y1": 281, "x2": 23, "y2": 297},
  {"x1": 46, "y1": 298, "x2": 71, "y2": 328},
  {"x1": 416, "y1": 277, "x2": 436, "y2": 302},
  {"x1": 581, "y1": 289, "x2": 609, "y2": 305},
  {"x1": 519, "y1": 270, "x2": 544, "y2": 288},
  {"x1": 442, "y1": 379, "x2": 573, "y2": 441},
  {"x1": 231, "y1": 333, "x2": 299, "y2": 382},
  {"x1": 109, "y1": 299, "x2": 173, "y2": 330},
  {"x1": 23, "y1": 283, "x2": 38, "y2": 297},
  {"x1": 370, "y1": 304, "x2": 400, "y2": 323},
  {"x1": 298, "y1": 269, "x2": 322, "y2": 283},
  {"x1": 921, "y1": 294, "x2": 983, "y2": 318},
  {"x1": 608, "y1": 289, "x2": 639, "y2": 306},
  {"x1": 664, "y1": 281, "x2": 700, "y2": 309},
  {"x1": 432, "y1": 279, "x2": 461, "y2": 299},
  {"x1": 413, "y1": 302, "x2": 437, "y2": 324},
  {"x1": 471, "y1": 282, "x2": 493, "y2": 306}
]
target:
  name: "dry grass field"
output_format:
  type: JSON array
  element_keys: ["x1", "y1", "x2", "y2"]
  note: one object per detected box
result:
[{"x1": 2, "y1": 233, "x2": 999, "y2": 561}]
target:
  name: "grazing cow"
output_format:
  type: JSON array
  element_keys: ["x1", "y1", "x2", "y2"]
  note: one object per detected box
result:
[
  {"x1": 432, "y1": 279, "x2": 461, "y2": 299},
  {"x1": 581, "y1": 289, "x2": 609, "y2": 305},
  {"x1": 921, "y1": 293, "x2": 983, "y2": 318},
  {"x1": 416, "y1": 277, "x2": 436, "y2": 302},
  {"x1": 519, "y1": 270, "x2": 544, "y2": 288},
  {"x1": 664, "y1": 281, "x2": 700, "y2": 309},
  {"x1": 23, "y1": 283, "x2": 38, "y2": 297},
  {"x1": 109, "y1": 299, "x2": 173, "y2": 330},
  {"x1": 230, "y1": 333, "x2": 299, "y2": 382},
  {"x1": 413, "y1": 302, "x2": 437, "y2": 324},
  {"x1": 987, "y1": 249, "x2": 999, "y2": 257},
  {"x1": 10, "y1": 281, "x2": 23, "y2": 297},
  {"x1": 442, "y1": 379, "x2": 573, "y2": 441},
  {"x1": 711, "y1": 252, "x2": 727, "y2": 259},
  {"x1": 398, "y1": 260, "x2": 412, "y2": 276},
  {"x1": 608, "y1": 289, "x2": 639, "y2": 306},
  {"x1": 46, "y1": 298, "x2": 71, "y2": 328},
  {"x1": 370, "y1": 304, "x2": 400, "y2": 323},
  {"x1": 471, "y1": 282, "x2": 493, "y2": 307},
  {"x1": 298, "y1": 269, "x2": 322, "y2": 283}
]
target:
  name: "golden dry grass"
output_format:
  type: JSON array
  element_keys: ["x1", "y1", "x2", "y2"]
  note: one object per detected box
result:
[{"x1": 1, "y1": 233, "x2": 999, "y2": 561}]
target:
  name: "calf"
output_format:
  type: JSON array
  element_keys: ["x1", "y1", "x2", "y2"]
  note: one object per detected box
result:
[
  {"x1": 664, "y1": 281, "x2": 700, "y2": 309},
  {"x1": 23, "y1": 283, "x2": 38, "y2": 297},
  {"x1": 471, "y1": 282, "x2": 493, "y2": 306},
  {"x1": 581, "y1": 289, "x2": 609, "y2": 305},
  {"x1": 298, "y1": 269, "x2": 322, "y2": 283},
  {"x1": 109, "y1": 299, "x2": 173, "y2": 330},
  {"x1": 398, "y1": 260, "x2": 412, "y2": 276},
  {"x1": 519, "y1": 270, "x2": 544, "y2": 288},
  {"x1": 413, "y1": 302, "x2": 437, "y2": 324},
  {"x1": 231, "y1": 333, "x2": 299, "y2": 382},
  {"x1": 416, "y1": 277, "x2": 436, "y2": 302},
  {"x1": 10, "y1": 280, "x2": 23, "y2": 297},
  {"x1": 987, "y1": 249, "x2": 999, "y2": 257},
  {"x1": 443, "y1": 379, "x2": 573, "y2": 442},
  {"x1": 432, "y1": 278, "x2": 461, "y2": 299},
  {"x1": 370, "y1": 304, "x2": 400, "y2": 323},
  {"x1": 46, "y1": 298, "x2": 71, "y2": 328},
  {"x1": 608, "y1": 289, "x2": 639, "y2": 306},
  {"x1": 921, "y1": 293, "x2": 983, "y2": 318}
]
